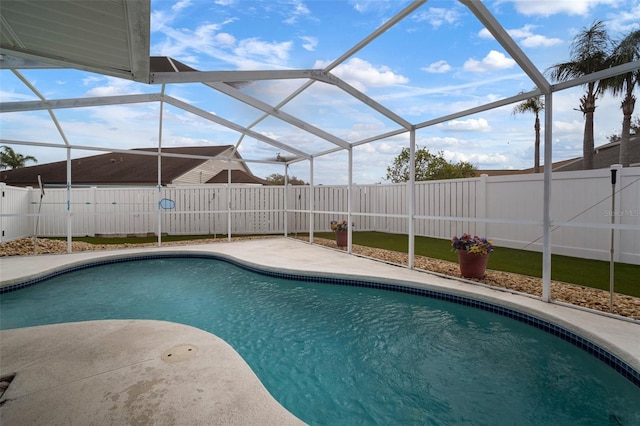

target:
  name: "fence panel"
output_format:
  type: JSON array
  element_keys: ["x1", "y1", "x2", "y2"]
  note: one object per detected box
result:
[
  {"x1": 618, "y1": 170, "x2": 640, "y2": 263},
  {"x1": 485, "y1": 174, "x2": 541, "y2": 248},
  {"x1": 2, "y1": 168, "x2": 638, "y2": 263},
  {"x1": 0, "y1": 183, "x2": 32, "y2": 242}
]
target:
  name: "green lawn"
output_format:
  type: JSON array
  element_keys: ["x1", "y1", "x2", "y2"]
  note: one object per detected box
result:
[
  {"x1": 313, "y1": 231, "x2": 640, "y2": 298},
  {"x1": 63, "y1": 232, "x2": 639, "y2": 298}
]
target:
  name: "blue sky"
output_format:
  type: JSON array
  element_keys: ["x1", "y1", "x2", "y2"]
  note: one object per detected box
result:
[{"x1": 1, "y1": 0, "x2": 639, "y2": 184}]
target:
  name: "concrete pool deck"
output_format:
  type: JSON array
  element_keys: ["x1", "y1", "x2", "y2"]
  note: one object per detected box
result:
[{"x1": 1, "y1": 237, "x2": 639, "y2": 424}]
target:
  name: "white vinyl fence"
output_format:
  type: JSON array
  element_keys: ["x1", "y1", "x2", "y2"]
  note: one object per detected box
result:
[{"x1": 1, "y1": 167, "x2": 639, "y2": 264}]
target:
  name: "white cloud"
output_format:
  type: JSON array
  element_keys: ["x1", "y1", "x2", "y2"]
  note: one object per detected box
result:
[
  {"x1": 82, "y1": 76, "x2": 102, "y2": 86},
  {"x1": 507, "y1": 0, "x2": 617, "y2": 16},
  {"x1": 214, "y1": 32, "x2": 236, "y2": 48},
  {"x1": 423, "y1": 136, "x2": 463, "y2": 147},
  {"x1": 314, "y1": 58, "x2": 409, "y2": 92},
  {"x1": 422, "y1": 60, "x2": 452, "y2": 74},
  {"x1": 443, "y1": 150, "x2": 509, "y2": 166},
  {"x1": 172, "y1": 0, "x2": 192, "y2": 13},
  {"x1": 554, "y1": 120, "x2": 583, "y2": 133},
  {"x1": 413, "y1": 7, "x2": 461, "y2": 28},
  {"x1": 443, "y1": 118, "x2": 492, "y2": 132},
  {"x1": 606, "y1": 4, "x2": 640, "y2": 32},
  {"x1": 463, "y1": 50, "x2": 516, "y2": 72},
  {"x1": 85, "y1": 77, "x2": 139, "y2": 97},
  {"x1": 234, "y1": 38, "x2": 292, "y2": 61},
  {"x1": 283, "y1": 0, "x2": 311, "y2": 24},
  {"x1": 519, "y1": 34, "x2": 563, "y2": 48},
  {"x1": 478, "y1": 25, "x2": 562, "y2": 48},
  {"x1": 152, "y1": 11, "x2": 293, "y2": 69},
  {"x1": 299, "y1": 36, "x2": 318, "y2": 52},
  {"x1": 349, "y1": 0, "x2": 395, "y2": 14}
]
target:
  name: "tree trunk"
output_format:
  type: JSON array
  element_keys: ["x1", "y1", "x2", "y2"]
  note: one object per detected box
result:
[
  {"x1": 619, "y1": 94, "x2": 636, "y2": 167},
  {"x1": 534, "y1": 115, "x2": 541, "y2": 173},
  {"x1": 581, "y1": 93, "x2": 597, "y2": 170}
]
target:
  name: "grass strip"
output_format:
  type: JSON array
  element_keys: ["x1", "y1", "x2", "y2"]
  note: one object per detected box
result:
[
  {"x1": 60, "y1": 232, "x2": 639, "y2": 298},
  {"x1": 313, "y1": 231, "x2": 640, "y2": 298}
]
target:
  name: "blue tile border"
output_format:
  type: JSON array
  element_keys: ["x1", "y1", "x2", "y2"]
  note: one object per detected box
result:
[{"x1": 2, "y1": 252, "x2": 639, "y2": 388}]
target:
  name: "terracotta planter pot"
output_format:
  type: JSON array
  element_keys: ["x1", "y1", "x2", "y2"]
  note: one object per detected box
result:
[
  {"x1": 457, "y1": 250, "x2": 489, "y2": 279},
  {"x1": 335, "y1": 230, "x2": 348, "y2": 247}
]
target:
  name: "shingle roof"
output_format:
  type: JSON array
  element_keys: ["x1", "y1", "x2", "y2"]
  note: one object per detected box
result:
[
  {"x1": 475, "y1": 158, "x2": 578, "y2": 176},
  {"x1": 206, "y1": 169, "x2": 271, "y2": 185},
  {"x1": 554, "y1": 137, "x2": 640, "y2": 172},
  {"x1": 476, "y1": 138, "x2": 639, "y2": 177},
  {"x1": 0, "y1": 146, "x2": 235, "y2": 187}
]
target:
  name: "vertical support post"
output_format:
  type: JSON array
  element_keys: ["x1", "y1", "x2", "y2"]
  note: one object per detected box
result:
[
  {"x1": 408, "y1": 128, "x2": 416, "y2": 269},
  {"x1": 66, "y1": 148, "x2": 72, "y2": 253},
  {"x1": 157, "y1": 154, "x2": 162, "y2": 247},
  {"x1": 284, "y1": 164, "x2": 289, "y2": 237},
  {"x1": 309, "y1": 157, "x2": 314, "y2": 244},
  {"x1": 348, "y1": 148, "x2": 353, "y2": 253},
  {"x1": 157, "y1": 85, "x2": 165, "y2": 247},
  {"x1": 227, "y1": 162, "x2": 232, "y2": 241},
  {"x1": 542, "y1": 93, "x2": 553, "y2": 302}
]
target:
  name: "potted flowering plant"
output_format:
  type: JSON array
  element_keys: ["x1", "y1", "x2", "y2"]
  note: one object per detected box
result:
[
  {"x1": 330, "y1": 220, "x2": 352, "y2": 247},
  {"x1": 451, "y1": 233, "x2": 494, "y2": 279}
]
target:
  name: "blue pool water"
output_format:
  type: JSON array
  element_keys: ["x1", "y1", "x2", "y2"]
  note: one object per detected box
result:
[{"x1": 1, "y1": 257, "x2": 639, "y2": 425}]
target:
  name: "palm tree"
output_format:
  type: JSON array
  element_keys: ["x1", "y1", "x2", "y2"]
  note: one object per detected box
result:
[
  {"x1": 547, "y1": 20, "x2": 612, "y2": 170},
  {"x1": 512, "y1": 94, "x2": 544, "y2": 173},
  {"x1": 0, "y1": 145, "x2": 38, "y2": 169},
  {"x1": 599, "y1": 30, "x2": 640, "y2": 167}
]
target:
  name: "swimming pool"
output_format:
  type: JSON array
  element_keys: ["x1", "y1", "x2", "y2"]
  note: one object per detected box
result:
[{"x1": 1, "y1": 255, "x2": 639, "y2": 425}]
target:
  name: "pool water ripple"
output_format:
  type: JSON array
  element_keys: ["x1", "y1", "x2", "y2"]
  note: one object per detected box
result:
[{"x1": 1, "y1": 257, "x2": 638, "y2": 425}]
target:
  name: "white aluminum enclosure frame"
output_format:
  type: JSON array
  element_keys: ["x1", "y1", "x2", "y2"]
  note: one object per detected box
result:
[{"x1": 1, "y1": 0, "x2": 639, "y2": 303}]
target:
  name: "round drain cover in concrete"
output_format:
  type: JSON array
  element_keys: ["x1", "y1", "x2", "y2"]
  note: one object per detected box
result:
[{"x1": 161, "y1": 344, "x2": 198, "y2": 363}]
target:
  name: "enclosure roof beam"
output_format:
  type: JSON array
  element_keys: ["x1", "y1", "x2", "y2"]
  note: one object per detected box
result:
[
  {"x1": 162, "y1": 95, "x2": 311, "y2": 160},
  {"x1": 0, "y1": 138, "x2": 271, "y2": 165},
  {"x1": 322, "y1": 0, "x2": 427, "y2": 73},
  {"x1": 461, "y1": 0, "x2": 550, "y2": 93},
  {"x1": 314, "y1": 71, "x2": 413, "y2": 129},
  {"x1": 206, "y1": 81, "x2": 351, "y2": 149},
  {"x1": 0, "y1": 93, "x2": 162, "y2": 113},
  {"x1": 224, "y1": 0, "x2": 427, "y2": 155},
  {"x1": 11, "y1": 69, "x2": 70, "y2": 147},
  {"x1": 415, "y1": 88, "x2": 543, "y2": 130},
  {"x1": 352, "y1": 128, "x2": 410, "y2": 147},
  {"x1": 551, "y1": 60, "x2": 640, "y2": 92},
  {"x1": 150, "y1": 69, "x2": 320, "y2": 84}
]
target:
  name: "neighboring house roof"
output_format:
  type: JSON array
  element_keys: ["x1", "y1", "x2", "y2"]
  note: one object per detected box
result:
[
  {"x1": 475, "y1": 158, "x2": 577, "y2": 177},
  {"x1": 206, "y1": 170, "x2": 271, "y2": 185},
  {"x1": 554, "y1": 136, "x2": 640, "y2": 172},
  {"x1": 0, "y1": 146, "x2": 266, "y2": 187},
  {"x1": 476, "y1": 138, "x2": 639, "y2": 177}
]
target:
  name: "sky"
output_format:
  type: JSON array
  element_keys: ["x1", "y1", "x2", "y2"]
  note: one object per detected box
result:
[{"x1": 1, "y1": 0, "x2": 639, "y2": 185}]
